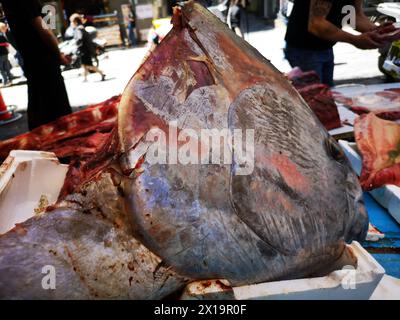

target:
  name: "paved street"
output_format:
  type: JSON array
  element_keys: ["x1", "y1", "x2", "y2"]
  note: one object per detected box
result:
[
  {"x1": 1, "y1": 45, "x2": 149, "y2": 112},
  {"x1": 246, "y1": 16, "x2": 385, "y2": 83},
  {"x1": 0, "y1": 13, "x2": 390, "y2": 139}
]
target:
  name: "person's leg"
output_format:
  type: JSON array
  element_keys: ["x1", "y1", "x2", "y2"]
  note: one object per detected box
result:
[
  {"x1": 90, "y1": 66, "x2": 104, "y2": 75},
  {"x1": 234, "y1": 27, "x2": 243, "y2": 38},
  {"x1": 0, "y1": 68, "x2": 7, "y2": 84},
  {"x1": 285, "y1": 46, "x2": 323, "y2": 81},
  {"x1": 0, "y1": 71, "x2": 8, "y2": 84},
  {"x1": 321, "y1": 49, "x2": 335, "y2": 87},
  {"x1": 0, "y1": 56, "x2": 9, "y2": 84},
  {"x1": 85, "y1": 65, "x2": 105, "y2": 81},
  {"x1": 94, "y1": 53, "x2": 99, "y2": 67},
  {"x1": 26, "y1": 76, "x2": 42, "y2": 130},
  {"x1": 128, "y1": 26, "x2": 136, "y2": 46},
  {"x1": 132, "y1": 28, "x2": 137, "y2": 46},
  {"x1": 87, "y1": 65, "x2": 101, "y2": 75},
  {"x1": 93, "y1": 65, "x2": 106, "y2": 81},
  {"x1": 5, "y1": 59, "x2": 13, "y2": 82},
  {"x1": 16, "y1": 52, "x2": 25, "y2": 75},
  {"x1": 27, "y1": 58, "x2": 71, "y2": 130},
  {"x1": 83, "y1": 65, "x2": 89, "y2": 82},
  {"x1": 119, "y1": 24, "x2": 128, "y2": 46}
]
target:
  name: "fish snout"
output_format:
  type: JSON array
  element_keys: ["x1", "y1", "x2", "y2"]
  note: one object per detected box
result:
[
  {"x1": 346, "y1": 193, "x2": 369, "y2": 243},
  {"x1": 328, "y1": 135, "x2": 370, "y2": 244}
]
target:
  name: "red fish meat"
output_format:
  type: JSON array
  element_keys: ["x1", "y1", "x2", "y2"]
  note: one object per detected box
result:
[
  {"x1": 355, "y1": 113, "x2": 400, "y2": 190},
  {"x1": 0, "y1": 95, "x2": 121, "y2": 161}
]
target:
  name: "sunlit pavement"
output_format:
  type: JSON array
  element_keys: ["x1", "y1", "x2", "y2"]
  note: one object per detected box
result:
[
  {"x1": 246, "y1": 17, "x2": 384, "y2": 83},
  {"x1": 1, "y1": 45, "x2": 149, "y2": 113},
  {"x1": 0, "y1": 16, "x2": 386, "y2": 114}
]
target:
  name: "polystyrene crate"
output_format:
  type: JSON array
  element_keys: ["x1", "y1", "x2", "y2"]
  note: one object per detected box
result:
[
  {"x1": 0, "y1": 150, "x2": 68, "y2": 234},
  {"x1": 181, "y1": 242, "x2": 385, "y2": 300}
]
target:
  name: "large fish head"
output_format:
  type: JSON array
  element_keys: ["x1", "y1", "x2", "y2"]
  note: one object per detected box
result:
[
  {"x1": 116, "y1": 1, "x2": 369, "y2": 285},
  {"x1": 177, "y1": 1, "x2": 369, "y2": 243}
]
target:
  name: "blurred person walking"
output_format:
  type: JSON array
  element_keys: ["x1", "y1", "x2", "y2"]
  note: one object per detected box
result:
[
  {"x1": 127, "y1": 5, "x2": 137, "y2": 47},
  {"x1": 5, "y1": 24, "x2": 24, "y2": 73},
  {"x1": 72, "y1": 15, "x2": 106, "y2": 82},
  {"x1": 228, "y1": 0, "x2": 243, "y2": 38},
  {"x1": 0, "y1": 22, "x2": 12, "y2": 86},
  {"x1": 1, "y1": 0, "x2": 72, "y2": 130},
  {"x1": 65, "y1": 13, "x2": 82, "y2": 40}
]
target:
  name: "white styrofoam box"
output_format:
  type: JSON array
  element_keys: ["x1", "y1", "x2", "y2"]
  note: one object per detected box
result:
[
  {"x1": 339, "y1": 140, "x2": 400, "y2": 225},
  {"x1": 0, "y1": 150, "x2": 68, "y2": 234},
  {"x1": 233, "y1": 242, "x2": 384, "y2": 300},
  {"x1": 182, "y1": 242, "x2": 385, "y2": 300},
  {"x1": 370, "y1": 275, "x2": 400, "y2": 300}
]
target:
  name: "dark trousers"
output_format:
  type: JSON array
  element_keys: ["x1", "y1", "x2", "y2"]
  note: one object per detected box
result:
[
  {"x1": 25, "y1": 57, "x2": 72, "y2": 130},
  {"x1": 128, "y1": 25, "x2": 136, "y2": 46},
  {"x1": 15, "y1": 51, "x2": 24, "y2": 74},
  {"x1": 285, "y1": 45, "x2": 335, "y2": 87},
  {"x1": 0, "y1": 55, "x2": 12, "y2": 84}
]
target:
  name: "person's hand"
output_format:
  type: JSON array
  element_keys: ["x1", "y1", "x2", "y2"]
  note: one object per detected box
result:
[
  {"x1": 351, "y1": 32, "x2": 385, "y2": 50},
  {"x1": 375, "y1": 22, "x2": 397, "y2": 34},
  {"x1": 60, "y1": 53, "x2": 71, "y2": 66},
  {"x1": 377, "y1": 29, "x2": 400, "y2": 43}
]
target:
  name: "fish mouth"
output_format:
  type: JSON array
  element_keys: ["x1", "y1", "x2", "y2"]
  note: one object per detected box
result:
[{"x1": 346, "y1": 195, "x2": 369, "y2": 243}]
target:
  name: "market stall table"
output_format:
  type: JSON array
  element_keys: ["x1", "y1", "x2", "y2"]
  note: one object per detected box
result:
[
  {"x1": 329, "y1": 82, "x2": 400, "y2": 140},
  {"x1": 334, "y1": 82, "x2": 400, "y2": 100},
  {"x1": 363, "y1": 192, "x2": 400, "y2": 279}
]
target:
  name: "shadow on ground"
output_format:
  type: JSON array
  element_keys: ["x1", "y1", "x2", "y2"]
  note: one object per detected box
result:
[{"x1": 334, "y1": 75, "x2": 396, "y2": 86}]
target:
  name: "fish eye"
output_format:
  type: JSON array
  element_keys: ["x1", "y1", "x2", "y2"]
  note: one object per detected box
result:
[{"x1": 325, "y1": 136, "x2": 346, "y2": 164}]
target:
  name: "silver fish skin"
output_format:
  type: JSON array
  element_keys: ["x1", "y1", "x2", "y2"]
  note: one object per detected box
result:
[
  {"x1": 0, "y1": 173, "x2": 186, "y2": 299},
  {"x1": 118, "y1": 1, "x2": 368, "y2": 285}
]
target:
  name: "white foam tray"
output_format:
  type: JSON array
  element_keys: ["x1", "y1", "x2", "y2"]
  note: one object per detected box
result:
[
  {"x1": 182, "y1": 242, "x2": 385, "y2": 300},
  {"x1": 0, "y1": 150, "x2": 68, "y2": 234},
  {"x1": 339, "y1": 141, "x2": 400, "y2": 225},
  {"x1": 370, "y1": 275, "x2": 400, "y2": 300}
]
